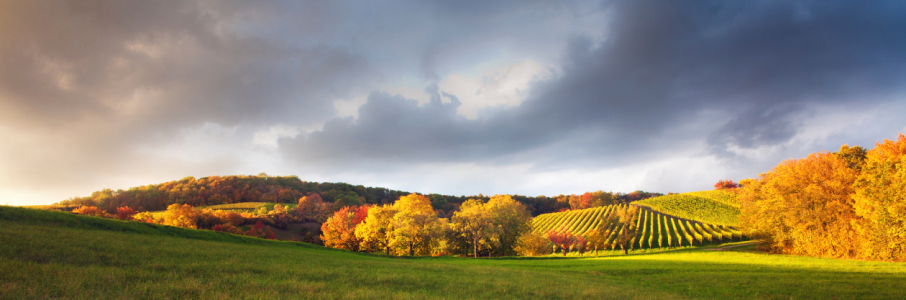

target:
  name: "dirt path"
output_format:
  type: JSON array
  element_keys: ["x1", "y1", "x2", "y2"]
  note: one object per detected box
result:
[{"x1": 704, "y1": 241, "x2": 763, "y2": 251}]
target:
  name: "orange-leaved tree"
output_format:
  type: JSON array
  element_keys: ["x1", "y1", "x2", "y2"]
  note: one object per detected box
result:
[
  {"x1": 853, "y1": 134, "x2": 906, "y2": 260},
  {"x1": 321, "y1": 205, "x2": 370, "y2": 251},
  {"x1": 738, "y1": 151, "x2": 859, "y2": 258},
  {"x1": 73, "y1": 206, "x2": 108, "y2": 218}
]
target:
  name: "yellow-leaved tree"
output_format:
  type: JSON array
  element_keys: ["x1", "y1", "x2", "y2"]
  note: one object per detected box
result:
[
  {"x1": 514, "y1": 230, "x2": 552, "y2": 256},
  {"x1": 739, "y1": 151, "x2": 860, "y2": 258},
  {"x1": 162, "y1": 203, "x2": 199, "y2": 229},
  {"x1": 450, "y1": 199, "x2": 494, "y2": 258},
  {"x1": 355, "y1": 204, "x2": 398, "y2": 255},
  {"x1": 853, "y1": 134, "x2": 906, "y2": 260},
  {"x1": 390, "y1": 194, "x2": 446, "y2": 256},
  {"x1": 485, "y1": 195, "x2": 532, "y2": 256}
]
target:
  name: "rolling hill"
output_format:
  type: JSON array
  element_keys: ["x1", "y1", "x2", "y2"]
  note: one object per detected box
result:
[{"x1": 2, "y1": 206, "x2": 905, "y2": 299}]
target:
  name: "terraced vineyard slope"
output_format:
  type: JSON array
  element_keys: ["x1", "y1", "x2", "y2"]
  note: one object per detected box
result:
[
  {"x1": 632, "y1": 190, "x2": 740, "y2": 226},
  {"x1": 532, "y1": 203, "x2": 746, "y2": 251}
]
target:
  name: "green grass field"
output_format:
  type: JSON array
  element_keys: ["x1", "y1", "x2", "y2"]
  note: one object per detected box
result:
[{"x1": 2, "y1": 206, "x2": 905, "y2": 299}]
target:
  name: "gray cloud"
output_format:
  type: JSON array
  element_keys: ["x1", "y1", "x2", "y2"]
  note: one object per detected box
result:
[
  {"x1": 2, "y1": 0, "x2": 904, "y2": 204},
  {"x1": 282, "y1": 0, "x2": 906, "y2": 170}
]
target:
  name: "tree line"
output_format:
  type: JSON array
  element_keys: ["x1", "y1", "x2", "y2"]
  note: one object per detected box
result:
[
  {"x1": 67, "y1": 191, "x2": 662, "y2": 257},
  {"x1": 739, "y1": 134, "x2": 906, "y2": 261},
  {"x1": 54, "y1": 174, "x2": 664, "y2": 217}
]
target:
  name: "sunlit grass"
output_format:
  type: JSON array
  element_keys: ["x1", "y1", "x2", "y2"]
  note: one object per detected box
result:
[{"x1": 2, "y1": 207, "x2": 904, "y2": 299}]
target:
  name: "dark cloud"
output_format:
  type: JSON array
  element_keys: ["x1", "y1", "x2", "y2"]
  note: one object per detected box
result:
[
  {"x1": 282, "y1": 0, "x2": 906, "y2": 169},
  {"x1": 2, "y1": 0, "x2": 905, "y2": 203}
]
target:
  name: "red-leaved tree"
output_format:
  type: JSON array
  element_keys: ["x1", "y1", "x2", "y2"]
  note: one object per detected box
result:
[
  {"x1": 321, "y1": 205, "x2": 370, "y2": 251},
  {"x1": 546, "y1": 227, "x2": 577, "y2": 256},
  {"x1": 714, "y1": 179, "x2": 739, "y2": 190},
  {"x1": 115, "y1": 206, "x2": 139, "y2": 220}
]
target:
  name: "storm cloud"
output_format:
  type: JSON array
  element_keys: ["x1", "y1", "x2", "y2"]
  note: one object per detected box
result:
[
  {"x1": 283, "y1": 0, "x2": 906, "y2": 167},
  {"x1": 1, "y1": 0, "x2": 904, "y2": 205}
]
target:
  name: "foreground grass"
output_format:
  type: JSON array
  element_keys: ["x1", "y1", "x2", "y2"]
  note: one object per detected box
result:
[{"x1": 2, "y1": 207, "x2": 905, "y2": 299}]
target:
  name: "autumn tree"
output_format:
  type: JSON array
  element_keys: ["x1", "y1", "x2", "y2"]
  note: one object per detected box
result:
[
  {"x1": 132, "y1": 211, "x2": 157, "y2": 223},
  {"x1": 355, "y1": 204, "x2": 398, "y2": 255},
  {"x1": 73, "y1": 206, "x2": 108, "y2": 218},
  {"x1": 714, "y1": 179, "x2": 739, "y2": 190},
  {"x1": 451, "y1": 199, "x2": 494, "y2": 258},
  {"x1": 484, "y1": 195, "x2": 532, "y2": 256},
  {"x1": 568, "y1": 191, "x2": 615, "y2": 210},
  {"x1": 321, "y1": 205, "x2": 370, "y2": 251},
  {"x1": 738, "y1": 151, "x2": 860, "y2": 258},
  {"x1": 514, "y1": 230, "x2": 552, "y2": 256},
  {"x1": 113, "y1": 206, "x2": 139, "y2": 220},
  {"x1": 836, "y1": 144, "x2": 868, "y2": 171},
  {"x1": 162, "y1": 203, "x2": 199, "y2": 229},
  {"x1": 390, "y1": 194, "x2": 446, "y2": 256},
  {"x1": 853, "y1": 134, "x2": 906, "y2": 260},
  {"x1": 546, "y1": 227, "x2": 577, "y2": 256},
  {"x1": 296, "y1": 193, "x2": 330, "y2": 222},
  {"x1": 585, "y1": 227, "x2": 613, "y2": 256}
]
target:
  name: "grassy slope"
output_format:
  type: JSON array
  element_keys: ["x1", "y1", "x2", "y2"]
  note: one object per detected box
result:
[{"x1": 2, "y1": 207, "x2": 905, "y2": 299}]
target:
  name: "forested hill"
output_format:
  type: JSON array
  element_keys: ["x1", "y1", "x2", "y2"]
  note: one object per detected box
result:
[
  {"x1": 54, "y1": 175, "x2": 411, "y2": 213},
  {"x1": 54, "y1": 174, "x2": 664, "y2": 216}
]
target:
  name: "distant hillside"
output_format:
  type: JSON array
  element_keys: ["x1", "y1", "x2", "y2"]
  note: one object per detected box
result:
[
  {"x1": 52, "y1": 175, "x2": 573, "y2": 216},
  {"x1": 54, "y1": 175, "x2": 412, "y2": 213},
  {"x1": 632, "y1": 190, "x2": 740, "y2": 226}
]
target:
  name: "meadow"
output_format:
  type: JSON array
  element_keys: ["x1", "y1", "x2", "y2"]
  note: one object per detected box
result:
[{"x1": 2, "y1": 206, "x2": 905, "y2": 299}]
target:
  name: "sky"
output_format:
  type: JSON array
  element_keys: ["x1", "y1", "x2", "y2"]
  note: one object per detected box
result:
[{"x1": 1, "y1": 0, "x2": 905, "y2": 205}]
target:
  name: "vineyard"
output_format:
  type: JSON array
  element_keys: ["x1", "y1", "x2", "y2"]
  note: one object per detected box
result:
[
  {"x1": 683, "y1": 190, "x2": 740, "y2": 208},
  {"x1": 632, "y1": 192, "x2": 740, "y2": 226},
  {"x1": 532, "y1": 203, "x2": 747, "y2": 251},
  {"x1": 203, "y1": 202, "x2": 296, "y2": 213}
]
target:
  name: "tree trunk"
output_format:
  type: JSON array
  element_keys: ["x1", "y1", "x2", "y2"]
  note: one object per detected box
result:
[
  {"x1": 473, "y1": 238, "x2": 479, "y2": 258},
  {"x1": 385, "y1": 246, "x2": 390, "y2": 255},
  {"x1": 408, "y1": 242, "x2": 414, "y2": 256},
  {"x1": 622, "y1": 242, "x2": 629, "y2": 254}
]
